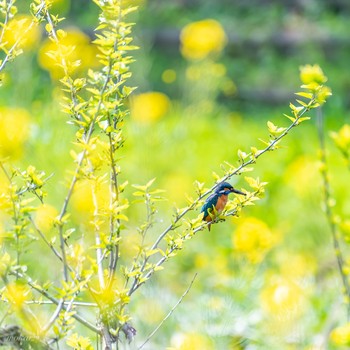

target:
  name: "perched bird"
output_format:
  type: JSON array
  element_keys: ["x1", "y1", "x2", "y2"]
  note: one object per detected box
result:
[{"x1": 201, "y1": 182, "x2": 245, "y2": 231}]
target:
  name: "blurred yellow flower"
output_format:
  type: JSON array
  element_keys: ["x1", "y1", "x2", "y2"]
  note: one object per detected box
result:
[
  {"x1": 0, "y1": 107, "x2": 31, "y2": 159},
  {"x1": 233, "y1": 217, "x2": 276, "y2": 263},
  {"x1": 180, "y1": 19, "x2": 227, "y2": 60},
  {"x1": 221, "y1": 79, "x2": 237, "y2": 96},
  {"x1": 340, "y1": 220, "x2": 350, "y2": 243},
  {"x1": 330, "y1": 323, "x2": 350, "y2": 346},
  {"x1": 1, "y1": 15, "x2": 41, "y2": 50},
  {"x1": 194, "y1": 253, "x2": 209, "y2": 269},
  {"x1": 3, "y1": 282, "x2": 31, "y2": 310},
  {"x1": 38, "y1": 28, "x2": 99, "y2": 79},
  {"x1": 119, "y1": 0, "x2": 145, "y2": 7},
  {"x1": 284, "y1": 156, "x2": 318, "y2": 197},
  {"x1": 0, "y1": 221, "x2": 3, "y2": 242},
  {"x1": 316, "y1": 85, "x2": 332, "y2": 104},
  {"x1": 299, "y1": 64, "x2": 327, "y2": 85},
  {"x1": 71, "y1": 179, "x2": 109, "y2": 224},
  {"x1": 166, "y1": 172, "x2": 192, "y2": 204},
  {"x1": 49, "y1": 0, "x2": 71, "y2": 14},
  {"x1": 131, "y1": 92, "x2": 170, "y2": 123},
  {"x1": 0, "y1": 252, "x2": 10, "y2": 276},
  {"x1": 331, "y1": 124, "x2": 350, "y2": 152},
  {"x1": 137, "y1": 299, "x2": 164, "y2": 324},
  {"x1": 260, "y1": 276, "x2": 305, "y2": 315},
  {"x1": 162, "y1": 69, "x2": 177, "y2": 84},
  {"x1": 171, "y1": 333, "x2": 213, "y2": 350},
  {"x1": 34, "y1": 204, "x2": 59, "y2": 233},
  {"x1": 276, "y1": 251, "x2": 316, "y2": 278},
  {"x1": 210, "y1": 63, "x2": 226, "y2": 77},
  {"x1": 66, "y1": 333, "x2": 93, "y2": 350}
]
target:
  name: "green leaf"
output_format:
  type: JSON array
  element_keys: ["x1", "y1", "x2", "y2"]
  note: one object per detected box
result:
[
  {"x1": 295, "y1": 91, "x2": 313, "y2": 99},
  {"x1": 146, "y1": 249, "x2": 160, "y2": 257},
  {"x1": 283, "y1": 114, "x2": 296, "y2": 122}
]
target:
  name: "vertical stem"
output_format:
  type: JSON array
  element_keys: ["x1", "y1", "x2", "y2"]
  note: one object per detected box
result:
[
  {"x1": 106, "y1": 119, "x2": 120, "y2": 288},
  {"x1": 317, "y1": 108, "x2": 350, "y2": 319},
  {"x1": 92, "y1": 182, "x2": 106, "y2": 290}
]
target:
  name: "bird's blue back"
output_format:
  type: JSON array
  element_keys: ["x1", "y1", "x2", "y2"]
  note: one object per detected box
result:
[{"x1": 201, "y1": 192, "x2": 220, "y2": 218}]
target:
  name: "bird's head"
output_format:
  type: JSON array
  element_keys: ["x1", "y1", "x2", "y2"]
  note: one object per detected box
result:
[{"x1": 216, "y1": 182, "x2": 245, "y2": 196}]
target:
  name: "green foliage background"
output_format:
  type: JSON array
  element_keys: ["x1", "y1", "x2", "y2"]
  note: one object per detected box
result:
[{"x1": 1, "y1": 0, "x2": 350, "y2": 349}]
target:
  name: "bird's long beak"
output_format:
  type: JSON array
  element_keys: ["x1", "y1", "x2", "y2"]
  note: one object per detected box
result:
[{"x1": 231, "y1": 188, "x2": 246, "y2": 196}]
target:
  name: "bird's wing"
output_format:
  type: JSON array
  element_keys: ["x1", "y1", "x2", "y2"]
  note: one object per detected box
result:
[{"x1": 201, "y1": 193, "x2": 218, "y2": 218}]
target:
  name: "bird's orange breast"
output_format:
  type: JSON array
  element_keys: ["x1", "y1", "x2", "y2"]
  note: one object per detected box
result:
[{"x1": 216, "y1": 194, "x2": 228, "y2": 213}]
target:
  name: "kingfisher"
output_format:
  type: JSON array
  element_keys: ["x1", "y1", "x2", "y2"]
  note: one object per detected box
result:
[{"x1": 201, "y1": 182, "x2": 245, "y2": 231}]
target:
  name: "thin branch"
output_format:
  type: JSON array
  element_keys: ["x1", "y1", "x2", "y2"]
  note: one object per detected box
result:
[
  {"x1": 0, "y1": 0, "x2": 15, "y2": 44},
  {"x1": 23, "y1": 300, "x2": 98, "y2": 307},
  {"x1": 106, "y1": 120, "x2": 121, "y2": 288},
  {"x1": 151, "y1": 103, "x2": 310, "y2": 250},
  {"x1": 0, "y1": 2, "x2": 44, "y2": 73},
  {"x1": 316, "y1": 107, "x2": 350, "y2": 319},
  {"x1": 92, "y1": 183, "x2": 106, "y2": 290},
  {"x1": 124, "y1": 192, "x2": 155, "y2": 289},
  {"x1": 138, "y1": 273, "x2": 197, "y2": 350},
  {"x1": 43, "y1": 298, "x2": 64, "y2": 334},
  {"x1": 105, "y1": 27, "x2": 124, "y2": 288},
  {"x1": 129, "y1": 190, "x2": 258, "y2": 295},
  {"x1": 29, "y1": 216, "x2": 63, "y2": 263},
  {"x1": 0, "y1": 160, "x2": 11, "y2": 182},
  {"x1": 43, "y1": 6, "x2": 72, "y2": 283},
  {"x1": 10, "y1": 270, "x2": 100, "y2": 334},
  {"x1": 128, "y1": 99, "x2": 313, "y2": 295}
]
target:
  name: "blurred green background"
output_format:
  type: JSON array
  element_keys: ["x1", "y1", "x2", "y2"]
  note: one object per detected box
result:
[{"x1": 1, "y1": 0, "x2": 350, "y2": 349}]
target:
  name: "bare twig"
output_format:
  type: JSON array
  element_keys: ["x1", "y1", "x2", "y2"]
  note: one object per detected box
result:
[
  {"x1": 29, "y1": 216, "x2": 63, "y2": 262},
  {"x1": 105, "y1": 9, "x2": 124, "y2": 288},
  {"x1": 23, "y1": 301, "x2": 98, "y2": 307},
  {"x1": 138, "y1": 273, "x2": 197, "y2": 349},
  {"x1": 91, "y1": 182, "x2": 106, "y2": 290},
  {"x1": 316, "y1": 107, "x2": 350, "y2": 319}
]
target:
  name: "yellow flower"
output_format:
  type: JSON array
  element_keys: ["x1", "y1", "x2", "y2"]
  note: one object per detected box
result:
[
  {"x1": 1, "y1": 15, "x2": 41, "y2": 50},
  {"x1": 284, "y1": 156, "x2": 318, "y2": 197},
  {"x1": 166, "y1": 172, "x2": 193, "y2": 204},
  {"x1": 137, "y1": 299, "x2": 164, "y2": 324},
  {"x1": 3, "y1": 282, "x2": 31, "y2": 310},
  {"x1": 0, "y1": 252, "x2": 11, "y2": 276},
  {"x1": 331, "y1": 124, "x2": 350, "y2": 153},
  {"x1": 330, "y1": 323, "x2": 350, "y2": 346},
  {"x1": 49, "y1": 0, "x2": 70, "y2": 14},
  {"x1": 276, "y1": 251, "x2": 316, "y2": 278},
  {"x1": 180, "y1": 19, "x2": 227, "y2": 60},
  {"x1": 66, "y1": 333, "x2": 93, "y2": 350},
  {"x1": 38, "y1": 28, "x2": 99, "y2": 79},
  {"x1": 260, "y1": 276, "x2": 304, "y2": 315},
  {"x1": 162, "y1": 69, "x2": 177, "y2": 84},
  {"x1": 340, "y1": 220, "x2": 350, "y2": 243},
  {"x1": 233, "y1": 217, "x2": 276, "y2": 263},
  {"x1": 316, "y1": 85, "x2": 332, "y2": 104},
  {"x1": 34, "y1": 204, "x2": 59, "y2": 233},
  {"x1": 299, "y1": 64, "x2": 327, "y2": 85},
  {"x1": 171, "y1": 333, "x2": 213, "y2": 350},
  {"x1": 131, "y1": 92, "x2": 170, "y2": 123},
  {"x1": 0, "y1": 107, "x2": 31, "y2": 159},
  {"x1": 71, "y1": 179, "x2": 109, "y2": 220},
  {"x1": 194, "y1": 253, "x2": 209, "y2": 269},
  {"x1": 120, "y1": 0, "x2": 145, "y2": 8}
]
